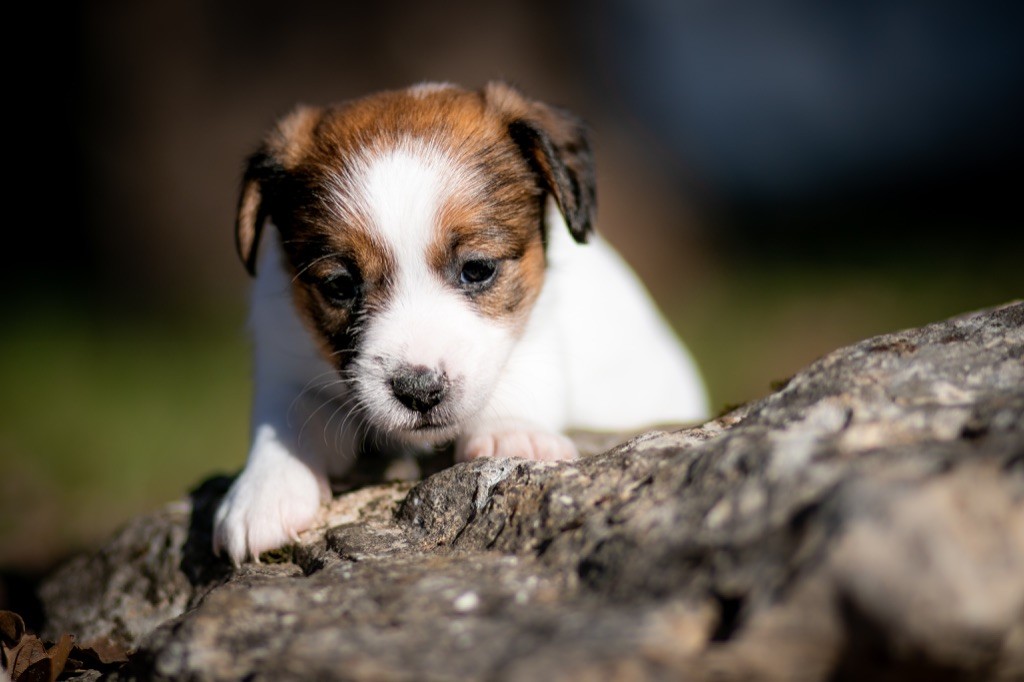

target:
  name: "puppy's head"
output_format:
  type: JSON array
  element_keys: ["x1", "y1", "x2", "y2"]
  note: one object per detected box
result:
[{"x1": 236, "y1": 82, "x2": 596, "y2": 441}]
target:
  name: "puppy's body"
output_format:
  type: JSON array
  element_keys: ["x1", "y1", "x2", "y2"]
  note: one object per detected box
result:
[{"x1": 214, "y1": 83, "x2": 708, "y2": 563}]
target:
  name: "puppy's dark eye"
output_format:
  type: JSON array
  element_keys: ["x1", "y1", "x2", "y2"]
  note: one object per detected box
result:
[
  {"x1": 318, "y1": 268, "x2": 360, "y2": 305},
  {"x1": 459, "y1": 259, "x2": 497, "y2": 288}
]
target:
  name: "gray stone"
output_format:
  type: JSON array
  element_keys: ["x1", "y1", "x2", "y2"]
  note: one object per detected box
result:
[{"x1": 40, "y1": 301, "x2": 1024, "y2": 680}]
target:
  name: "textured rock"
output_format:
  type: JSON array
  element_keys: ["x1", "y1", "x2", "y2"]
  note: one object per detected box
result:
[{"x1": 40, "y1": 302, "x2": 1024, "y2": 681}]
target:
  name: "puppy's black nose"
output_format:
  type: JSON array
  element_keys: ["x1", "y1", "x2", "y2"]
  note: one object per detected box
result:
[{"x1": 390, "y1": 365, "x2": 448, "y2": 414}]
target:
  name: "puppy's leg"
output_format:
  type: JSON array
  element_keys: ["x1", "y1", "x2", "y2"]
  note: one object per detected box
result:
[
  {"x1": 214, "y1": 359, "x2": 364, "y2": 563},
  {"x1": 213, "y1": 388, "x2": 336, "y2": 564},
  {"x1": 455, "y1": 328, "x2": 577, "y2": 463},
  {"x1": 457, "y1": 420, "x2": 577, "y2": 462},
  {"x1": 213, "y1": 232, "x2": 354, "y2": 563}
]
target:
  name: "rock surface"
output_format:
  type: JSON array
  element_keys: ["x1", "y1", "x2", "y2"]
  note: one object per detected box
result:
[{"x1": 39, "y1": 302, "x2": 1024, "y2": 681}]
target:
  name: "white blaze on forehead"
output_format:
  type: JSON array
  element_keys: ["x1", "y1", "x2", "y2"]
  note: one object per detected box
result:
[
  {"x1": 324, "y1": 138, "x2": 484, "y2": 277},
  {"x1": 357, "y1": 140, "x2": 497, "y2": 365},
  {"x1": 408, "y1": 81, "x2": 457, "y2": 98},
  {"x1": 363, "y1": 141, "x2": 451, "y2": 265}
]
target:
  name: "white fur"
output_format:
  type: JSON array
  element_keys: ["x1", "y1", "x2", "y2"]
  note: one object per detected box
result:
[
  {"x1": 214, "y1": 136, "x2": 710, "y2": 564},
  {"x1": 408, "y1": 82, "x2": 457, "y2": 98}
]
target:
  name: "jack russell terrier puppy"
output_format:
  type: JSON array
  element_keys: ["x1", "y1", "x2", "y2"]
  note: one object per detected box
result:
[{"x1": 213, "y1": 81, "x2": 709, "y2": 564}]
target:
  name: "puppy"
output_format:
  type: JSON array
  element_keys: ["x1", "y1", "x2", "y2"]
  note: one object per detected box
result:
[{"x1": 213, "y1": 81, "x2": 709, "y2": 564}]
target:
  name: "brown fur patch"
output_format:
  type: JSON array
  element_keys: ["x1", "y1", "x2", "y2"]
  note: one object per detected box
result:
[
  {"x1": 267, "y1": 106, "x2": 323, "y2": 170},
  {"x1": 430, "y1": 170, "x2": 546, "y2": 324},
  {"x1": 281, "y1": 217, "x2": 399, "y2": 370}
]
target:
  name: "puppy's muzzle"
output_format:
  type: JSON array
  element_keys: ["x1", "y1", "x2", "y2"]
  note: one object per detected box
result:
[{"x1": 390, "y1": 365, "x2": 449, "y2": 414}]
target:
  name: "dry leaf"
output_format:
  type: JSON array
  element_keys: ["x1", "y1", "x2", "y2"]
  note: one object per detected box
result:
[
  {"x1": 0, "y1": 610, "x2": 126, "y2": 681},
  {"x1": 7, "y1": 637, "x2": 46, "y2": 680},
  {"x1": 46, "y1": 634, "x2": 73, "y2": 682},
  {"x1": 14, "y1": 657, "x2": 49, "y2": 682},
  {"x1": 0, "y1": 612, "x2": 25, "y2": 648}
]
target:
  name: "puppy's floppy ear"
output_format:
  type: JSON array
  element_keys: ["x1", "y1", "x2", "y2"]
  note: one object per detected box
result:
[
  {"x1": 236, "y1": 152, "x2": 276, "y2": 276},
  {"x1": 484, "y1": 81, "x2": 597, "y2": 243},
  {"x1": 235, "y1": 105, "x2": 322, "y2": 276}
]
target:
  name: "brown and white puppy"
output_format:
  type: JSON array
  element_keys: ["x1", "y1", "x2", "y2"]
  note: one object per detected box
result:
[{"x1": 213, "y1": 82, "x2": 708, "y2": 563}]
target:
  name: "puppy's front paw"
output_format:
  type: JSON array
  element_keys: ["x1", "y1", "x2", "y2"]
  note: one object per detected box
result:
[
  {"x1": 457, "y1": 424, "x2": 578, "y2": 462},
  {"x1": 213, "y1": 457, "x2": 328, "y2": 565}
]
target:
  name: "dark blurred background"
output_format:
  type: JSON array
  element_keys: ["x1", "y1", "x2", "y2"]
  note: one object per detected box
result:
[{"x1": 3, "y1": 0, "x2": 1022, "y2": 589}]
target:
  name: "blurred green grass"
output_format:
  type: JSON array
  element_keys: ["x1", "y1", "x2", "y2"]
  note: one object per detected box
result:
[
  {"x1": 0, "y1": 262, "x2": 1018, "y2": 570},
  {"x1": 0, "y1": 309, "x2": 250, "y2": 568},
  {"x1": 677, "y1": 261, "x2": 1021, "y2": 411}
]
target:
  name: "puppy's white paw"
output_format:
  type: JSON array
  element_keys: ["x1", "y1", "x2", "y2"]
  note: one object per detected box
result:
[
  {"x1": 457, "y1": 423, "x2": 578, "y2": 462},
  {"x1": 213, "y1": 456, "x2": 328, "y2": 565}
]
